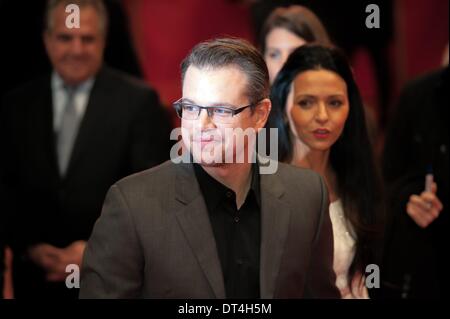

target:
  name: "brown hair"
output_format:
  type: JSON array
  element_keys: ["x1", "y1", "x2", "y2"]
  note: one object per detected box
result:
[
  {"x1": 181, "y1": 37, "x2": 270, "y2": 105},
  {"x1": 260, "y1": 5, "x2": 331, "y2": 53}
]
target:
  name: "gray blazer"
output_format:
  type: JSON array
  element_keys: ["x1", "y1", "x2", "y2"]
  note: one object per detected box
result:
[{"x1": 80, "y1": 160, "x2": 339, "y2": 298}]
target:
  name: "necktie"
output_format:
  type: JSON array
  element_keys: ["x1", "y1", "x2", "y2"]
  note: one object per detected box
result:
[{"x1": 57, "y1": 86, "x2": 80, "y2": 176}]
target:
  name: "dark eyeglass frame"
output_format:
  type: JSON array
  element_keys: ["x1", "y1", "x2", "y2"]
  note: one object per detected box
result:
[{"x1": 172, "y1": 99, "x2": 261, "y2": 120}]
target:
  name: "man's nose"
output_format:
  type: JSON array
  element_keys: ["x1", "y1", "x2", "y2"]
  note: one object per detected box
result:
[
  {"x1": 70, "y1": 38, "x2": 84, "y2": 55},
  {"x1": 196, "y1": 108, "x2": 215, "y2": 128}
]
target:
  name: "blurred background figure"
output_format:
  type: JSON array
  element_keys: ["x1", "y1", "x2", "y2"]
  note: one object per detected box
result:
[
  {"x1": 381, "y1": 66, "x2": 448, "y2": 298},
  {"x1": 269, "y1": 45, "x2": 384, "y2": 298},
  {"x1": 0, "y1": 210, "x2": 3, "y2": 299},
  {"x1": 0, "y1": 0, "x2": 172, "y2": 298},
  {"x1": 252, "y1": 0, "x2": 393, "y2": 132},
  {"x1": 0, "y1": 0, "x2": 142, "y2": 99},
  {"x1": 442, "y1": 43, "x2": 449, "y2": 66},
  {"x1": 258, "y1": 3, "x2": 381, "y2": 178},
  {"x1": 258, "y1": 5, "x2": 331, "y2": 83}
]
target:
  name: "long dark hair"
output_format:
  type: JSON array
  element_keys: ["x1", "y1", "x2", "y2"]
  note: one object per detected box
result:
[{"x1": 268, "y1": 44, "x2": 384, "y2": 280}]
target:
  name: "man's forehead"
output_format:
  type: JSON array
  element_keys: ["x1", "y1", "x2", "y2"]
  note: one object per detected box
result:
[
  {"x1": 184, "y1": 65, "x2": 249, "y2": 91},
  {"x1": 51, "y1": 4, "x2": 100, "y2": 29},
  {"x1": 183, "y1": 65, "x2": 249, "y2": 102}
]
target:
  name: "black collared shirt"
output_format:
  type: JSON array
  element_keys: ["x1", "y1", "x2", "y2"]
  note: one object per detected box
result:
[{"x1": 193, "y1": 163, "x2": 261, "y2": 299}]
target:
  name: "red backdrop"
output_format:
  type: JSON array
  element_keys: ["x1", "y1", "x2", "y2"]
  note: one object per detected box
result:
[{"x1": 123, "y1": 0, "x2": 448, "y2": 117}]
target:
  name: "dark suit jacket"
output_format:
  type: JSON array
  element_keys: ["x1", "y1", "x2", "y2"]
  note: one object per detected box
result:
[
  {"x1": 0, "y1": 229, "x2": 3, "y2": 300},
  {"x1": 0, "y1": 180, "x2": 5, "y2": 299},
  {"x1": 381, "y1": 68, "x2": 449, "y2": 298},
  {"x1": 0, "y1": 244, "x2": 3, "y2": 299},
  {"x1": 0, "y1": 66, "x2": 172, "y2": 298},
  {"x1": 80, "y1": 160, "x2": 339, "y2": 298}
]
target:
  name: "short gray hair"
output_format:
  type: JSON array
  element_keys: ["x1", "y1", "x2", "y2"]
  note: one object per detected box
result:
[
  {"x1": 45, "y1": 0, "x2": 108, "y2": 35},
  {"x1": 181, "y1": 38, "x2": 270, "y2": 105}
]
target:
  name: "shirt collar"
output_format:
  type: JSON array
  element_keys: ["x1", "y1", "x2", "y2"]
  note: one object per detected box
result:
[
  {"x1": 51, "y1": 71, "x2": 95, "y2": 92},
  {"x1": 193, "y1": 162, "x2": 261, "y2": 212}
]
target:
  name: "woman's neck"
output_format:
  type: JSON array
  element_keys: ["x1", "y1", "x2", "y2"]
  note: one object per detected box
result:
[{"x1": 290, "y1": 139, "x2": 339, "y2": 202}]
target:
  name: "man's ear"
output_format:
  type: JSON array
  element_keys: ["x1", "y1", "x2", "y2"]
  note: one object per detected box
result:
[{"x1": 254, "y1": 98, "x2": 271, "y2": 132}]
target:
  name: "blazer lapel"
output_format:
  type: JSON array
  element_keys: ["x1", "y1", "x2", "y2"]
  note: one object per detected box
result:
[
  {"x1": 65, "y1": 69, "x2": 110, "y2": 179},
  {"x1": 173, "y1": 162, "x2": 226, "y2": 299},
  {"x1": 28, "y1": 76, "x2": 60, "y2": 182},
  {"x1": 259, "y1": 171, "x2": 292, "y2": 299}
]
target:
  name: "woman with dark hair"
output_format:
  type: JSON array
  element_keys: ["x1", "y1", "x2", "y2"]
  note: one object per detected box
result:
[
  {"x1": 259, "y1": 5, "x2": 331, "y2": 83},
  {"x1": 268, "y1": 45, "x2": 383, "y2": 298}
]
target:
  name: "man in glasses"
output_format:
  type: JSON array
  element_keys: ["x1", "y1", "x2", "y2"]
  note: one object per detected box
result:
[{"x1": 80, "y1": 38, "x2": 339, "y2": 299}]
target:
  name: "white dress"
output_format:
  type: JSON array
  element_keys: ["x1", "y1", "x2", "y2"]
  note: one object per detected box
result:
[{"x1": 329, "y1": 200, "x2": 369, "y2": 299}]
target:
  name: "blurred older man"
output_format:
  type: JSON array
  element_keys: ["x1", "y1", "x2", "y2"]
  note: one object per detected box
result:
[{"x1": 0, "y1": 0, "x2": 171, "y2": 298}]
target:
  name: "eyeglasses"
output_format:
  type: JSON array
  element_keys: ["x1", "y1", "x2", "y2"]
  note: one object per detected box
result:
[{"x1": 173, "y1": 99, "x2": 260, "y2": 124}]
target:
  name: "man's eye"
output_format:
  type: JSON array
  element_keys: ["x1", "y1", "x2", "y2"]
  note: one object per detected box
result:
[
  {"x1": 57, "y1": 34, "x2": 72, "y2": 42},
  {"x1": 183, "y1": 105, "x2": 198, "y2": 112},
  {"x1": 213, "y1": 108, "x2": 232, "y2": 116},
  {"x1": 82, "y1": 36, "x2": 95, "y2": 44}
]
